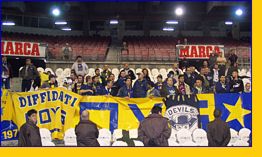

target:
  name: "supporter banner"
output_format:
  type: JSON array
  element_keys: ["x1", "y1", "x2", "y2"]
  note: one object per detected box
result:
[
  {"x1": 1, "y1": 40, "x2": 46, "y2": 58},
  {"x1": 1, "y1": 88, "x2": 252, "y2": 142},
  {"x1": 164, "y1": 95, "x2": 200, "y2": 132},
  {"x1": 177, "y1": 44, "x2": 224, "y2": 59}
]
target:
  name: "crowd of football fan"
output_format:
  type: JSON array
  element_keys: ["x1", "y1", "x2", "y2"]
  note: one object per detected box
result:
[{"x1": 2, "y1": 51, "x2": 251, "y2": 95}]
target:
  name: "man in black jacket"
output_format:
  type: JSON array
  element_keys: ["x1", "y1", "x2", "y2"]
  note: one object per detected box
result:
[
  {"x1": 19, "y1": 59, "x2": 39, "y2": 92},
  {"x1": 75, "y1": 110, "x2": 100, "y2": 147},
  {"x1": 229, "y1": 70, "x2": 244, "y2": 93},
  {"x1": 207, "y1": 109, "x2": 231, "y2": 147},
  {"x1": 18, "y1": 109, "x2": 42, "y2": 147}
]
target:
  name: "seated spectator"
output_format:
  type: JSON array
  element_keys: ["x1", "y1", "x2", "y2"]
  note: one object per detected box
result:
[
  {"x1": 80, "y1": 76, "x2": 94, "y2": 96},
  {"x1": 244, "y1": 82, "x2": 251, "y2": 93},
  {"x1": 202, "y1": 60, "x2": 209, "y2": 68},
  {"x1": 147, "y1": 83, "x2": 161, "y2": 98},
  {"x1": 133, "y1": 73, "x2": 148, "y2": 98},
  {"x1": 108, "y1": 74, "x2": 119, "y2": 96},
  {"x1": 142, "y1": 68, "x2": 154, "y2": 87},
  {"x1": 192, "y1": 79, "x2": 208, "y2": 94},
  {"x1": 174, "y1": 75, "x2": 191, "y2": 95},
  {"x1": 160, "y1": 77, "x2": 177, "y2": 97},
  {"x1": 96, "y1": 80, "x2": 114, "y2": 96},
  {"x1": 117, "y1": 77, "x2": 133, "y2": 98},
  {"x1": 71, "y1": 56, "x2": 89, "y2": 76},
  {"x1": 41, "y1": 74, "x2": 58, "y2": 89},
  {"x1": 215, "y1": 75, "x2": 229, "y2": 93},
  {"x1": 206, "y1": 67, "x2": 214, "y2": 92},
  {"x1": 154, "y1": 74, "x2": 163, "y2": 90},
  {"x1": 229, "y1": 70, "x2": 244, "y2": 93},
  {"x1": 72, "y1": 75, "x2": 84, "y2": 94}
]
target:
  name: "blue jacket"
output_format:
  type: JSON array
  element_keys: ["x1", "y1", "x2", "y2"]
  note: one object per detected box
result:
[
  {"x1": 117, "y1": 85, "x2": 134, "y2": 98},
  {"x1": 116, "y1": 77, "x2": 126, "y2": 89},
  {"x1": 80, "y1": 83, "x2": 94, "y2": 96},
  {"x1": 96, "y1": 86, "x2": 112, "y2": 95},
  {"x1": 215, "y1": 82, "x2": 229, "y2": 93},
  {"x1": 133, "y1": 79, "x2": 148, "y2": 98}
]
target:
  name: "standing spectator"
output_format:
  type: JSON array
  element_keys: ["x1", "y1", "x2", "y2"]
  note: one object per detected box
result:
[
  {"x1": 215, "y1": 75, "x2": 229, "y2": 93},
  {"x1": 175, "y1": 75, "x2": 191, "y2": 95},
  {"x1": 92, "y1": 75, "x2": 102, "y2": 95},
  {"x1": 41, "y1": 74, "x2": 58, "y2": 89},
  {"x1": 138, "y1": 106, "x2": 171, "y2": 146},
  {"x1": 154, "y1": 74, "x2": 163, "y2": 90},
  {"x1": 72, "y1": 75, "x2": 84, "y2": 94},
  {"x1": 227, "y1": 62, "x2": 239, "y2": 79},
  {"x1": 121, "y1": 63, "x2": 136, "y2": 80},
  {"x1": 62, "y1": 43, "x2": 72, "y2": 60},
  {"x1": 228, "y1": 51, "x2": 238, "y2": 66},
  {"x1": 2, "y1": 56, "x2": 12, "y2": 89},
  {"x1": 229, "y1": 70, "x2": 244, "y2": 93},
  {"x1": 133, "y1": 73, "x2": 148, "y2": 98},
  {"x1": 18, "y1": 109, "x2": 42, "y2": 147},
  {"x1": 179, "y1": 55, "x2": 189, "y2": 70},
  {"x1": 192, "y1": 79, "x2": 207, "y2": 94},
  {"x1": 172, "y1": 63, "x2": 183, "y2": 80},
  {"x1": 184, "y1": 67, "x2": 195, "y2": 88},
  {"x1": 142, "y1": 68, "x2": 154, "y2": 87},
  {"x1": 71, "y1": 56, "x2": 89, "y2": 77},
  {"x1": 217, "y1": 53, "x2": 227, "y2": 74},
  {"x1": 206, "y1": 67, "x2": 214, "y2": 91},
  {"x1": 115, "y1": 70, "x2": 127, "y2": 89},
  {"x1": 97, "y1": 80, "x2": 114, "y2": 96},
  {"x1": 202, "y1": 60, "x2": 209, "y2": 68},
  {"x1": 207, "y1": 109, "x2": 231, "y2": 147},
  {"x1": 94, "y1": 68, "x2": 103, "y2": 84},
  {"x1": 80, "y1": 76, "x2": 94, "y2": 96},
  {"x1": 75, "y1": 110, "x2": 100, "y2": 146},
  {"x1": 101, "y1": 65, "x2": 112, "y2": 86},
  {"x1": 209, "y1": 51, "x2": 218, "y2": 69},
  {"x1": 19, "y1": 59, "x2": 39, "y2": 92},
  {"x1": 213, "y1": 64, "x2": 220, "y2": 85},
  {"x1": 197, "y1": 67, "x2": 210, "y2": 90},
  {"x1": 163, "y1": 71, "x2": 177, "y2": 86},
  {"x1": 117, "y1": 77, "x2": 133, "y2": 98},
  {"x1": 244, "y1": 82, "x2": 251, "y2": 93},
  {"x1": 160, "y1": 77, "x2": 177, "y2": 97},
  {"x1": 184, "y1": 38, "x2": 188, "y2": 45}
]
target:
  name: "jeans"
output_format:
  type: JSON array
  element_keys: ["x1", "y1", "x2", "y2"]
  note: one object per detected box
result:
[{"x1": 2, "y1": 78, "x2": 10, "y2": 89}]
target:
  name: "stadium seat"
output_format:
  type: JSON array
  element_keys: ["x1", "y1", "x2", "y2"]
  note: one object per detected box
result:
[
  {"x1": 133, "y1": 140, "x2": 144, "y2": 146},
  {"x1": 55, "y1": 68, "x2": 64, "y2": 78},
  {"x1": 228, "y1": 129, "x2": 239, "y2": 146},
  {"x1": 63, "y1": 68, "x2": 71, "y2": 78},
  {"x1": 88, "y1": 68, "x2": 95, "y2": 77},
  {"x1": 64, "y1": 128, "x2": 77, "y2": 146},
  {"x1": 135, "y1": 68, "x2": 142, "y2": 74},
  {"x1": 45, "y1": 68, "x2": 54, "y2": 75},
  {"x1": 40, "y1": 128, "x2": 52, "y2": 143},
  {"x1": 98, "y1": 128, "x2": 112, "y2": 146},
  {"x1": 192, "y1": 128, "x2": 208, "y2": 146},
  {"x1": 112, "y1": 129, "x2": 123, "y2": 141},
  {"x1": 37, "y1": 67, "x2": 45, "y2": 73},
  {"x1": 129, "y1": 129, "x2": 138, "y2": 139},
  {"x1": 168, "y1": 129, "x2": 179, "y2": 146},
  {"x1": 176, "y1": 129, "x2": 196, "y2": 146},
  {"x1": 234, "y1": 128, "x2": 251, "y2": 146},
  {"x1": 112, "y1": 141, "x2": 128, "y2": 146}
]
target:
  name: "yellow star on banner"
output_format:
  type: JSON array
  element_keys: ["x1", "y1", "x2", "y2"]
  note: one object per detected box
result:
[{"x1": 224, "y1": 96, "x2": 251, "y2": 127}]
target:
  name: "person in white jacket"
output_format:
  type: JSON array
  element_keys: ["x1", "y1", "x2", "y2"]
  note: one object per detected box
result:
[{"x1": 71, "y1": 56, "x2": 88, "y2": 76}]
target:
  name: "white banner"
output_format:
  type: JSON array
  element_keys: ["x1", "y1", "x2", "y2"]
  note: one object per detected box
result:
[
  {"x1": 1, "y1": 40, "x2": 46, "y2": 58},
  {"x1": 177, "y1": 44, "x2": 224, "y2": 59}
]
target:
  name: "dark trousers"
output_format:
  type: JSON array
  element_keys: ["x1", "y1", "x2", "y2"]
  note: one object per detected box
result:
[{"x1": 22, "y1": 79, "x2": 32, "y2": 92}]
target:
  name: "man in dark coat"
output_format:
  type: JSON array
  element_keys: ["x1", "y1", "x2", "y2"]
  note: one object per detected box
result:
[
  {"x1": 138, "y1": 106, "x2": 171, "y2": 146},
  {"x1": 75, "y1": 110, "x2": 100, "y2": 147},
  {"x1": 133, "y1": 72, "x2": 148, "y2": 98},
  {"x1": 18, "y1": 109, "x2": 42, "y2": 147},
  {"x1": 207, "y1": 109, "x2": 231, "y2": 147}
]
